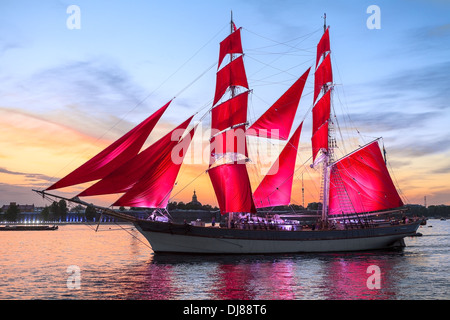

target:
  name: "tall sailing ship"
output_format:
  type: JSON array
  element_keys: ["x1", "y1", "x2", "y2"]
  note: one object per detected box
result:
[{"x1": 35, "y1": 15, "x2": 421, "y2": 254}]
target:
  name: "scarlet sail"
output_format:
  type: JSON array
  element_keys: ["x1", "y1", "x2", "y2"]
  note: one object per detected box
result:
[
  {"x1": 208, "y1": 22, "x2": 256, "y2": 215},
  {"x1": 311, "y1": 26, "x2": 332, "y2": 163},
  {"x1": 78, "y1": 116, "x2": 193, "y2": 197},
  {"x1": 247, "y1": 68, "x2": 310, "y2": 140},
  {"x1": 46, "y1": 101, "x2": 171, "y2": 191},
  {"x1": 211, "y1": 91, "x2": 248, "y2": 132},
  {"x1": 314, "y1": 53, "x2": 332, "y2": 103},
  {"x1": 328, "y1": 141, "x2": 404, "y2": 215},
  {"x1": 208, "y1": 163, "x2": 256, "y2": 214},
  {"x1": 312, "y1": 89, "x2": 330, "y2": 134},
  {"x1": 253, "y1": 122, "x2": 302, "y2": 208},
  {"x1": 218, "y1": 27, "x2": 243, "y2": 70},
  {"x1": 316, "y1": 27, "x2": 330, "y2": 68},
  {"x1": 213, "y1": 55, "x2": 249, "y2": 106},
  {"x1": 311, "y1": 121, "x2": 328, "y2": 162},
  {"x1": 210, "y1": 126, "x2": 248, "y2": 164},
  {"x1": 112, "y1": 124, "x2": 197, "y2": 208}
]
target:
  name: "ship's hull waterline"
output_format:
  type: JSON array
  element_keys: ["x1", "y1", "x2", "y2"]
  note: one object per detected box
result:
[{"x1": 135, "y1": 220, "x2": 420, "y2": 254}]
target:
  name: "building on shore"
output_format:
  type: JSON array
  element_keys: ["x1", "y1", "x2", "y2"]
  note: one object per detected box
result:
[
  {"x1": 1, "y1": 202, "x2": 36, "y2": 212},
  {"x1": 187, "y1": 190, "x2": 202, "y2": 207}
]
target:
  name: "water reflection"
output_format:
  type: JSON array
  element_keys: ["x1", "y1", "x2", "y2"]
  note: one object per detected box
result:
[
  {"x1": 1, "y1": 222, "x2": 447, "y2": 300},
  {"x1": 128, "y1": 251, "x2": 410, "y2": 300},
  {"x1": 317, "y1": 252, "x2": 402, "y2": 299}
]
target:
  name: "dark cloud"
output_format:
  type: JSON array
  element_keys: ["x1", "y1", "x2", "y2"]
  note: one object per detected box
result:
[
  {"x1": 337, "y1": 58, "x2": 450, "y2": 159},
  {"x1": 29, "y1": 58, "x2": 148, "y2": 112},
  {"x1": 381, "y1": 61, "x2": 450, "y2": 104},
  {"x1": 407, "y1": 23, "x2": 450, "y2": 54},
  {"x1": 390, "y1": 136, "x2": 450, "y2": 157},
  {"x1": 0, "y1": 167, "x2": 54, "y2": 183},
  {"x1": 345, "y1": 110, "x2": 439, "y2": 132},
  {"x1": 1, "y1": 57, "x2": 165, "y2": 140},
  {"x1": 0, "y1": 41, "x2": 21, "y2": 56},
  {"x1": 431, "y1": 164, "x2": 450, "y2": 175},
  {"x1": 346, "y1": 60, "x2": 450, "y2": 110}
]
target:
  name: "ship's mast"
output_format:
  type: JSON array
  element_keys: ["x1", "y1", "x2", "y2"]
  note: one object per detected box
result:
[
  {"x1": 321, "y1": 13, "x2": 331, "y2": 223},
  {"x1": 228, "y1": 10, "x2": 235, "y2": 228},
  {"x1": 230, "y1": 11, "x2": 236, "y2": 99}
]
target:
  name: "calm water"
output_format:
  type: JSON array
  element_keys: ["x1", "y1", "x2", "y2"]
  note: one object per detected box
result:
[{"x1": 0, "y1": 220, "x2": 448, "y2": 300}]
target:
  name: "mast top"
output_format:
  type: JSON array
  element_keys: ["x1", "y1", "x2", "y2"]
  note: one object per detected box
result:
[{"x1": 231, "y1": 10, "x2": 234, "y2": 33}]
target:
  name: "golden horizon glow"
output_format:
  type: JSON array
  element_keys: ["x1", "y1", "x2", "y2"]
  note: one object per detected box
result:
[{"x1": 1, "y1": 105, "x2": 448, "y2": 208}]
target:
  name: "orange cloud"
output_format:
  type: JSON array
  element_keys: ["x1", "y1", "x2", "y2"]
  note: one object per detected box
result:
[{"x1": 0, "y1": 107, "x2": 109, "y2": 189}]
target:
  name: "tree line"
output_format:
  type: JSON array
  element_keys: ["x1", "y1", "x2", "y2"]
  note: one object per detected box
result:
[
  {"x1": 1, "y1": 201, "x2": 448, "y2": 223},
  {"x1": 0, "y1": 200, "x2": 98, "y2": 222},
  {"x1": 406, "y1": 204, "x2": 450, "y2": 218}
]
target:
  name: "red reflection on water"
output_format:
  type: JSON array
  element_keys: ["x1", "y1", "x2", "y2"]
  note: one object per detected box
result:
[
  {"x1": 322, "y1": 254, "x2": 398, "y2": 300},
  {"x1": 2, "y1": 224, "x2": 440, "y2": 300},
  {"x1": 211, "y1": 259, "x2": 297, "y2": 300},
  {"x1": 213, "y1": 263, "x2": 257, "y2": 300}
]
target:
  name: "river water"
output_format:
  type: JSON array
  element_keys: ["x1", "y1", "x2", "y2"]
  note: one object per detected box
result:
[{"x1": 0, "y1": 220, "x2": 448, "y2": 300}]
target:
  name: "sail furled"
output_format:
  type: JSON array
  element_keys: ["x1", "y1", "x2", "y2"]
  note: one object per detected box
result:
[
  {"x1": 253, "y1": 122, "x2": 303, "y2": 208},
  {"x1": 246, "y1": 68, "x2": 310, "y2": 140},
  {"x1": 218, "y1": 27, "x2": 243, "y2": 70},
  {"x1": 46, "y1": 101, "x2": 171, "y2": 191},
  {"x1": 213, "y1": 55, "x2": 248, "y2": 106},
  {"x1": 328, "y1": 141, "x2": 404, "y2": 215},
  {"x1": 112, "y1": 123, "x2": 197, "y2": 208},
  {"x1": 208, "y1": 163, "x2": 256, "y2": 214},
  {"x1": 78, "y1": 116, "x2": 193, "y2": 197}
]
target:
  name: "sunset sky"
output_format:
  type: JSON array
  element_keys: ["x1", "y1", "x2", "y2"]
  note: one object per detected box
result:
[{"x1": 1, "y1": 0, "x2": 449, "y2": 209}]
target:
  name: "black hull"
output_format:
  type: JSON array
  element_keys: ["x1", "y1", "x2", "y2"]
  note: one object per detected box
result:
[{"x1": 134, "y1": 219, "x2": 421, "y2": 254}]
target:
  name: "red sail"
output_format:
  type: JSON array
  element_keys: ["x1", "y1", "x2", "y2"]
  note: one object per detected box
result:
[
  {"x1": 78, "y1": 116, "x2": 193, "y2": 197},
  {"x1": 209, "y1": 126, "x2": 248, "y2": 165},
  {"x1": 213, "y1": 55, "x2": 248, "y2": 106},
  {"x1": 316, "y1": 27, "x2": 330, "y2": 68},
  {"x1": 211, "y1": 91, "x2": 248, "y2": 132},
  {"x1": 46, "y1": 101, "x2": 171, "y2": 190},
  {"x1": 311, "y1": 121, "x2": 328, "y2": 162},
  {"x1": 253, "y1": 122, "x2": 302, "y2": 208},
  {"x1": 208, "y1": 163, "x2": 256, "y2": 215},
  {"x1": 246, "y1": 68, "x2": 310, "y2": 140},
  {"x1": 328, "y1": 141, "x2": 404, "y2": 215},
  {"x1": 314, "y1": 54, "x2": 332, "y2": 103},
  {"x1": 112, "y1": 125, "x2": 197, "y2": 208},
  {"x1": 312, "y1": 89, "x2": 330, "y2": 134},
  {"x1": 218, "y1": 27, "x2": 243, "y2": 70}
]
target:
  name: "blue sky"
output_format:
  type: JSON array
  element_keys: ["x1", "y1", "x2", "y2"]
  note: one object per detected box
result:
[{"x1": 1, "y1": 0, "x2": 449, "y2": 207}]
